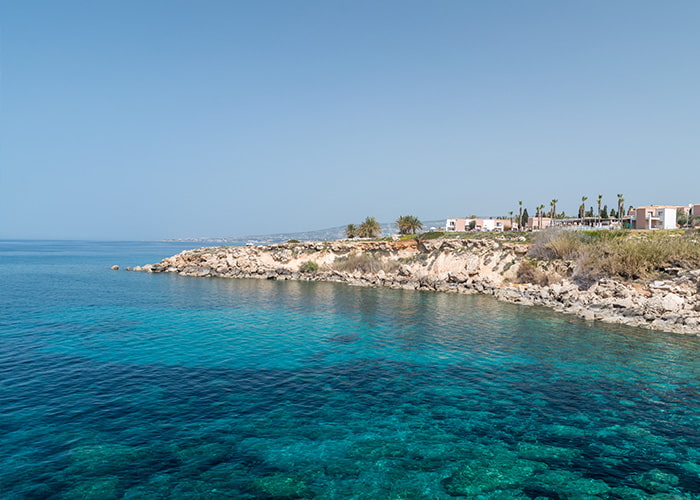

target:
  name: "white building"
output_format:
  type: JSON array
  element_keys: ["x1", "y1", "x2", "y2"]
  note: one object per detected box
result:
[{"x1": 633, "y1": 206, "x2": 677, "y2": 230}]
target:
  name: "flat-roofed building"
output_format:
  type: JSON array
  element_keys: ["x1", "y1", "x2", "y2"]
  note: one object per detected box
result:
[
  {"x1": 633, "y1": 206, "x2": 678, "y2": 230},
  {"x1": 445, "y1": 218, "x2": 512, "y2": 232}
]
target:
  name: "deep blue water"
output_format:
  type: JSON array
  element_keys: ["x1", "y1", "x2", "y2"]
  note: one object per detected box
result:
[{"x1": 1, "y1": 240, "x2": 699, "y2": 499}]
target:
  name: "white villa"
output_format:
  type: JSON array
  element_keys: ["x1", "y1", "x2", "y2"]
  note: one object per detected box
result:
[
  {"x1": 445, "y1": 218, "x2": 512, "y2": 232},
  {"x1": 632, "y1": 204, "x2": 700, "y2": 230}
]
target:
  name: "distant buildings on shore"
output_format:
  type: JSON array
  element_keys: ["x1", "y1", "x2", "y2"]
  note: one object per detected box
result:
[
  {"x1": 446, "y1": 203, "x2": 700, "y2": 232},
  {"x1": 445, "y1": 218, "x2": 512, "y2": 232}
]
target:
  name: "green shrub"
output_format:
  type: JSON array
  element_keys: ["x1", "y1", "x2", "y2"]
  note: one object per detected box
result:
[
  {"x1": 417, "y1": 231, "x2": 445, "y2": 240},
  {"x1": 299, "y1": 261, "x2": 319, "y2": 273},
  {"x1": 287, "y1": 239, "x2": 300, "y2": 244}
]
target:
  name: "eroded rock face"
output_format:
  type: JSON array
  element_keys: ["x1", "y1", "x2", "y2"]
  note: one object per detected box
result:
[{"x1": 139, "y1": 239, "x2": 700, "y2": 336}]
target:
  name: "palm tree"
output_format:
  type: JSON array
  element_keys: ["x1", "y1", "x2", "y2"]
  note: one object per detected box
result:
[
  {"x1": 518, "y1": 201, "x2": 523, "y2": 230},
  {"x1": 537, "y1": 204, "x2": 546, "y2": 229},
  {"x1": 407, "y1": 216, "x2": 422, "y2": 234},
  {"x1": 617, "y1": 194, "x2": 624, "y2": 223},
  {"x1": 597, "y1": 195, "x2": 603, "y2": 226},
  {"x1": 357, "y1": 216, "x2": 381, "y2": 238},
  {"x1": 396, "y1": 215, "x2": 423, "y2": 235},
  {"x1": 345, "y1": 224, "x2": 356, "y2": 239},
  {"x1": 550, "y1": 199, "x2": 558, "y2": 226},
  {"x1": 508, "y1": 211, "x2": 514, "y2": 231},
  {"x1": 579, "y1": 196, "x2": 588, "y2": 220}
]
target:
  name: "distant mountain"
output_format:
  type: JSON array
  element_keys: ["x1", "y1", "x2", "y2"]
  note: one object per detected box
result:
[{"x1": 168, "y1": 220, "x2": 446, "y2": 244}]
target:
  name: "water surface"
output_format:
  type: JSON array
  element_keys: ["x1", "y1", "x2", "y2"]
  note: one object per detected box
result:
[{"x1": 1, "y1": 241, "x2": 699, "y2": 499}]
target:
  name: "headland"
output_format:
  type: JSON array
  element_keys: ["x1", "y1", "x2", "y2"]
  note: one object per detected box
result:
[{"x1": 134, "y1": 234, "x2": 700, "y2": 336}]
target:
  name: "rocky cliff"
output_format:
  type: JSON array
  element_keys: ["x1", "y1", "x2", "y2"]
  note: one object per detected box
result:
[{"x1": 137, "y1": 238, "x2": 700, "y2": 335}]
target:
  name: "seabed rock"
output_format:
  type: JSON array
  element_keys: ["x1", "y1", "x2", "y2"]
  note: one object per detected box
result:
[
  {"x1": 63, "y1": 476, "x2": 120, "y2": 500},
  {"x1": 442, "y1": 456, "x2": 547, "y2": 496},
  {"x1": 253, "y1": 473, "x2": 315, "y2": 499},
  {"x1": 632, "y1": 468, "x2": 680, "y2": 494}
]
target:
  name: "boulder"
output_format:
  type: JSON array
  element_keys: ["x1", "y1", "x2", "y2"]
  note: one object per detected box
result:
[{"x1": 661, "y1": 293, "x2": 685, "y2": 313}]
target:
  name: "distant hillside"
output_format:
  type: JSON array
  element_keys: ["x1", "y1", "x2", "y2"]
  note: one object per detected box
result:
[{"x1": 168, "y1": 220, "x2": 446, "y2": 244}]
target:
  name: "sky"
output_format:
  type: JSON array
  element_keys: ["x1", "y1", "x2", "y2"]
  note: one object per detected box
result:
[{"x1": 1, "y1": 1, "x2": 699, "y2": 240}]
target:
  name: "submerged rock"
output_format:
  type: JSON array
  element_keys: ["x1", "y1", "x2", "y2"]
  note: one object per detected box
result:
[
  {"x1": 632, "y1": 468, "x2": 679, "y2": 493},
  {"x1": 443, "y1": 456, "x2": 547, "y2": 496},
  {"x1": 68, "y1": 443, "x2": 148, "y2": 474},
  {"x1": 516, "y1": 442, "x2": 583, "y2": 462},
  {"x1": 63, "y1": 476, "x2": 120, "y2": 500},
  {"x1": 253, "y1": 473, "x2": 314, "y2": 499}
]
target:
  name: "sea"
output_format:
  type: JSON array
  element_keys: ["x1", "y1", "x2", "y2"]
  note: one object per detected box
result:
[{"x1": 1, "y1": 240, "x2": 699, "y2": 499}]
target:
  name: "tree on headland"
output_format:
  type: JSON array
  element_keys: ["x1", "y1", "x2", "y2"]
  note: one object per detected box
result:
[
  {"x1": 356, "y1": 216, "x2": 381, "y2": 238},
  {"x1": 345, "y1": 224, "x2": 357, "y2": 239},
  {"x1": 518, "y1": 201, "x2": 523, "y2": 230},
  {"x1": 521, "y1": 208, "x2": 530, "y2": 229},
  {"x1": 550, "y1": 199, "x2": 558, "y2": 226},
  {"x1": 678, "y1": 211, "x2": 700, "y2": 228},
  {"x1": 618, "y1": 197, "x2": 625, "y2": 221},
  {"x1": 396, "y1": 215, "x2": 423, "y2": 235},
  {"x1": 579, "y1": 196, "x2": 588, "y2": 219},
  {"x1": 537, "y1": 204, "x2": 545, "y2": 229},
  {"x1": 617, "y1": 194, "x2": 625, "y2": 222}
]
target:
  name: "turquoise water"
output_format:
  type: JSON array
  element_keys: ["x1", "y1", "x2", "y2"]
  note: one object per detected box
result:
[{"x1": 2, "y1": 241, "x2": 700, "y2": 499}]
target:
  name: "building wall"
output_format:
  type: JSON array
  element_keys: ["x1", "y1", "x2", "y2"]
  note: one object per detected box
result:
[
  {"x1": 527, "y1": 216, "x2": 553, "y2": 229},
  {"x1": 634, "y1": 207, "x2": 677, "y2": 230},
  {"x1": 660, "y1": 208, "x2": 677, "y2": 230},
  {"x1": 635, "y1": 208, "x2": 653, "y2": 229},
  {"x1": 446, "y1": 219, "x2": 469, "y2": 231}
]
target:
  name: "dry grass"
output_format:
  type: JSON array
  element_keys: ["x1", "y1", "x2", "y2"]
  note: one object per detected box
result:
[
  {"x1": 529, "y1": 228, "x2": 582, "y2": 259},
  {"x1": 583, "y1": 233, "x2": 700, "y2": 279},
  {"x1": 331, "y1": 253, "x2": 399, "y2": 274},
  {"x1": 516, "y1": 261, "x2": 552, "y2": 286},
  {"x1": 531, "y1": 229, "x2": 700, "y2": 280}
]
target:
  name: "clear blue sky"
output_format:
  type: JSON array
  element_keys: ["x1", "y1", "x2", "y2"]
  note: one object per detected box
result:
[{"x1": 2, "y1": 1, "x2": 699, "y2": 239}]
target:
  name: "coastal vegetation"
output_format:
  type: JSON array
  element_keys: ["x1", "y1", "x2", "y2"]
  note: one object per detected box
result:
[
  {"x1": 299, "y1": 261, "x2": 319, "y2": 273},
  {"x1": 528, "y1": 228, "x2": 700, "y2": 280}
]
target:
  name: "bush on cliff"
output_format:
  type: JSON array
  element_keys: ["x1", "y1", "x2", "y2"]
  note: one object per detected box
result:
[
  {"x1": 516, "y1": 261, "x2": 552, "y2": 286},
  {"x1": 299, "y1": 261, "x2": 319, "y2": 273}
]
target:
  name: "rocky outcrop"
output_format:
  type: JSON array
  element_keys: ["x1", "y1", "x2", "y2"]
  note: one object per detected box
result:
[{"x1": 139, "y1": 239, "x2": 700, "y2": 335}]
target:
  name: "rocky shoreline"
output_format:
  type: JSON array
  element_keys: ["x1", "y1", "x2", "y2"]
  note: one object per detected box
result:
[{"x1": 134, "y1": 238, "x2": 700, "y2": 336}]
